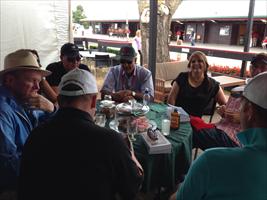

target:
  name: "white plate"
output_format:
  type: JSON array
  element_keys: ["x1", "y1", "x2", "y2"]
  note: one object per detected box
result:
[
  {"x1": 100, "y1": 100, "x2": 115, "y2": 107},
  {"x1": 116, "y1": 103, "x2": 150, "y2": 116},
  {"x1": 109, "y1": 118, "x2": 157, "y2": 134}
]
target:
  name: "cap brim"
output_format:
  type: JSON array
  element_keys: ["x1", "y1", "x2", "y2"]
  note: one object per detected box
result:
[
  {"x1": 63, "y1": 52, "x2": 80, "y2": 58},
  {"x1": 119, "y1": 56, "x2": 135, "y2": 61}
]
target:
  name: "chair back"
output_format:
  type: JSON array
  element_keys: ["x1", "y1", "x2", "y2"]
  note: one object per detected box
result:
[
  {"x1": 95, "y1": 55, "x2": 112, "y2": 68},
  {"x1": 202, "y1": 97, "x2": 217, "y2": 123},
  {"x1": 74, "y1": 40, "x2": 85, "y2": 51},
  {"x1": 154, "y1": 78, "x2": 166, "y2": 103}
]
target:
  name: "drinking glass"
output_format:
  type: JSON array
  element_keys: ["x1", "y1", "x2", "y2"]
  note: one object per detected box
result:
[
  {"x1": 161, "y1": 119, "x2": 171, "y2": 136},
  {"x1": 127, "y1": 118, "x2": 138, "y2": 141},
  {"x1": 95, "y1": 113, "x2": 106, "y2": 127},
  {"x1": 104, "y1": 94, "x2": 112, "y2": 101}
]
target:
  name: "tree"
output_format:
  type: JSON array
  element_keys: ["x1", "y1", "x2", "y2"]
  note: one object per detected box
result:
[
  {"x1": 72, "y1": 5, "x2": 89, "y2": 29},
  {"x1": 137, "y1": 0, "x2": 181, "y2": 64}
]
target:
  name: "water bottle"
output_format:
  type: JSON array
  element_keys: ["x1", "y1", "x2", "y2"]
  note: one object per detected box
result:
[{"x1": 143, "y1": 88, "x2": 150, "y2": 106}]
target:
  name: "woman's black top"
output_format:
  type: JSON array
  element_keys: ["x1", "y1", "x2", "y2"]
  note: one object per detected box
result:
[{"x1": 174, "y1": 72, "x2": 219, "y2": 117}]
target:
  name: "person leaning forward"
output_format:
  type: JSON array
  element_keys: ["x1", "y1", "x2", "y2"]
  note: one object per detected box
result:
[
  {"x1": 18, "y1": 68, "x2": 143, "y2": 200},
  {"x1": 170, "y1": 72, "x2": 267, "y2": 200},
  {"x1": 100, "y1": 46, "x2": 154, "y2": 102},
  {"x1": 0, "y1": 50, "x2": 56, "y2": 196}
]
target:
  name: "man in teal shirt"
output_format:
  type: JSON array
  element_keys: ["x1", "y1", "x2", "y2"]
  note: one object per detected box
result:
[{"x1": 171, "y1": 72, "x2": 267, "y2": 200}]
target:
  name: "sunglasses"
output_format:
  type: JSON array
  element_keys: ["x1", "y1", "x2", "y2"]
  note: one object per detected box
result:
[
  {"x1": 120, "y1": 59, "x2": 133, "y2": 64},
  {"x1": 67, "y1": 56, "x2": 81, "y2": 63}
]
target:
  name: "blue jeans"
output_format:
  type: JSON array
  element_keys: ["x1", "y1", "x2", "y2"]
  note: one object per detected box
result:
[{"x1": 193, "y1": 127, "x2": 239, "y2": 150}]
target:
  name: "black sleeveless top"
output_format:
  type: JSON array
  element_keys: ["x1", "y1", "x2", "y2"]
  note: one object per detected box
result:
[{"x1": 175, "y1": 72, "x2": 219, "y2": 117}]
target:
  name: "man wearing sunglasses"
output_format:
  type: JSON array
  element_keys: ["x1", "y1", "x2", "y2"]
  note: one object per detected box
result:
[
  {"x1": 101, "y1": 46, "x2": 154, "y2": 102},
  {"x1": 46, "y1": 43, "x2": 90, "y2": 95}
]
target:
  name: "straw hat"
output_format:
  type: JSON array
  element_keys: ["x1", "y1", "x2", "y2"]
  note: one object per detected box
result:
[{"x1": 0, "y1": 49, "x2": 51, "y2": 78}]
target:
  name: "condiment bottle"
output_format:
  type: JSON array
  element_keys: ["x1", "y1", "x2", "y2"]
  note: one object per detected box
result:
[{"x1": 170, "y1": 108, "x2": 180, "y2": 129}]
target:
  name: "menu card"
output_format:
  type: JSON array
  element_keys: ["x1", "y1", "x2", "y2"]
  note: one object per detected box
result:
[{"x1": 140, "y1": 132, "x2": 172, "y2": 154}]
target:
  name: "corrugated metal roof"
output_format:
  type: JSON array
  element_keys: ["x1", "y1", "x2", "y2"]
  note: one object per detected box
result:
[
  {"x1": 173, "y1": 0, "x2": 267, "y2": 20},
  {"x1": 73, "y1": 0, "x2": 267, "y2": 22}
]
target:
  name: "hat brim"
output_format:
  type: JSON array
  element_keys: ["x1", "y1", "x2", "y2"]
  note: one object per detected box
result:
[
  {"x1": 0, "y1": 66, "x2": 51, "y2": 78},
  {"x1": 62, "y1": 52, "x2": 80, "y2": 58},
  {"x1": 119, "y1": 55, "x2": 136, "y2": 62}
]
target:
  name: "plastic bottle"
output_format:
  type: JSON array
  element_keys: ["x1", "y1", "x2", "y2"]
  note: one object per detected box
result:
[
  {"x1": 170, "y1": 108, "x2": 180, "y2": 129},
  {"x1": 143, "y1": 88, "x2": 150, "y2": 106}
]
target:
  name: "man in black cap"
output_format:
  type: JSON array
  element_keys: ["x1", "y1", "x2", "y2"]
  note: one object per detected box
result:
[
  {"x1": 100, "y1": 46, "x2": 154, "y2": 102},
  {"x1": 46, "y1": 42, "x2": 90, "y2": 94}
]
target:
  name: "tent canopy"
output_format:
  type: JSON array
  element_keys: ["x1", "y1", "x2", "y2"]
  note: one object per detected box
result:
[{"x1": 0, "y1": 0, "x2": 70, "y2": 70}]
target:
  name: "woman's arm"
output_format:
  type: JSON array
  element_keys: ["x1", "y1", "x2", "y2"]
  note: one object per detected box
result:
[
  {"x1": 167, "y1": 82, "x2": 180, "y2": 105},
  {"x1": 215, "y1": 86, "x2": 227, "y2": 106}
]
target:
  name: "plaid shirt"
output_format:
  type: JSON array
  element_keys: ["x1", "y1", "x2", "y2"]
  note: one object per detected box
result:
[{"x1": 216, "y1": 94, "x2": 242, "y2": 146}]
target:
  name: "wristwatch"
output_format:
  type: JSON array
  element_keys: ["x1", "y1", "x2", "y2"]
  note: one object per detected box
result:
[{"x1": 132, "y1": 91, "x2": 136, "y2": 97}]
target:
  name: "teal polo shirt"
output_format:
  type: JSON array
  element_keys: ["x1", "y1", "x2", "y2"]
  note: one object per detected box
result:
[{"x1": 177, "y1": 128, "x2": 267, "y2": 200}]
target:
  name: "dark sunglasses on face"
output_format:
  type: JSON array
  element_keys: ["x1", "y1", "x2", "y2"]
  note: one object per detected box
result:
[
  {"x1": 120, "y1": 59, "x2": 133, "y2": 64},
  {"x1": 67, "y1": 56, "x2": 81, "y2": 63}
]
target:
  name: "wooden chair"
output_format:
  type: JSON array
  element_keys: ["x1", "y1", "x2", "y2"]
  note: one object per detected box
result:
[{"x1": 154, "y1": 78, "x2": 166, "y2": 103}]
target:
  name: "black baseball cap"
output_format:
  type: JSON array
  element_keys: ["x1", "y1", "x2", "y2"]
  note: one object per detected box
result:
[
  {"x1": 119, "y1": 46, "x2": 137, "y2": 61},
  {"x1": 60, "y1": 43, "x2": 80, "y2": 58}
]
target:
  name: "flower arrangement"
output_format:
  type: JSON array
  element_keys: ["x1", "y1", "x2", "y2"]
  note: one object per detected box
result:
[{"x1": 209, "y1": 64, "x2": 250, "y2": 77}]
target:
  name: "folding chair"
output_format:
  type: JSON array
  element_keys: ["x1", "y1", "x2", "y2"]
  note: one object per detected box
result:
[{"x1": 74, "y1": 40, "x2": 85, "y2": 51}]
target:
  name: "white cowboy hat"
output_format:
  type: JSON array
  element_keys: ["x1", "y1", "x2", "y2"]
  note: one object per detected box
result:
[{"x1": 0, "y1": 49, "x2": 51, "y2": 78}]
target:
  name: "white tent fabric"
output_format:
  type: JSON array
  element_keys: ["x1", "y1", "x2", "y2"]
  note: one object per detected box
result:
[{"x1": 0, "y1": 1, "x2": 70, "y2": 70}]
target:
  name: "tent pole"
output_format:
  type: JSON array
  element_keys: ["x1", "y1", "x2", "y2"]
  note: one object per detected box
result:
[{"x1": 149, "y1": 0, "x2": 158, "y2": 88}]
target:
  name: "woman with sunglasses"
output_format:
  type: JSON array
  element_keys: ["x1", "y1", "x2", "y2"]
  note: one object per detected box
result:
[
  {"x1": 45, "y1": 43, "x2": 90, "y2": 97},
  {"x1": 101, "y1": 46, "x2": 154, "y2": 102}
]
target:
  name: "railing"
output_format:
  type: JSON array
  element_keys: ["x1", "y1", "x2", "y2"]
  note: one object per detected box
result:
[
  {"x1": 74, "y1": 37, "x2": 131, "y2": 51},
  {"x1": 74, "y1": 37, "x2": 258, "y2": 75},
  {"x1": 168, "y1": 44, "x2": 257, "y2": 62}
]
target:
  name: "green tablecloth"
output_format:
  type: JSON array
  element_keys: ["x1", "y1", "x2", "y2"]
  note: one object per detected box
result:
[
  {"x1": 133, "y1": 103, "x2": 192, "y2": 192},
  {"x1": 99, "y1": 102, "x2": 192, "y2": 193}
]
